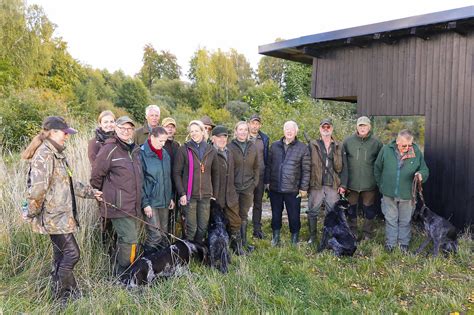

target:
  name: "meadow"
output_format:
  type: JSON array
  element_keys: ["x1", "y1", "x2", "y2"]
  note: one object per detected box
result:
[{"x1": 0, "y1": 133, "x2": 472, "y2": 314}]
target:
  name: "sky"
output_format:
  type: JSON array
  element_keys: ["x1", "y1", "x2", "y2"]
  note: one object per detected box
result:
[{"x1": 28, "y1": 0, "x2": 474, "y2": 78}]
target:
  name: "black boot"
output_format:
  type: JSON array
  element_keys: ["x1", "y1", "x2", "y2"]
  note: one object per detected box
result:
[
  {"x1": 240, "y1": 221, "x2": 254, "y2": 253},
  {"x1": 230, "y1": 231, "x2": 245, "y2": 256},
  {"x1": 307, "y1": 217, "x2": 317, "y2": 245},
  {"x1": 291, "y1": 232, "x2": 299, "y2": 245},
  {"x1": 271, "y1": 229, "x2": 281, "y2": 247}
]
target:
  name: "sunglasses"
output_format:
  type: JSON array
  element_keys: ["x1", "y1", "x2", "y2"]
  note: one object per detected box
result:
[{"x1": 321, "y1": 125, "x2": 332, "y2": 130}]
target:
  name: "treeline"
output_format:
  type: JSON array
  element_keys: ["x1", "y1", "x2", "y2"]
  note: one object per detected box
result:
[{"x1": 0, "y1": 0, "x2": 423, "y2": 153}]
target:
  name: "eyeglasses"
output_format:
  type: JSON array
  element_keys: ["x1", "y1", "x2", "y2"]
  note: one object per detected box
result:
[
  {"x1": 399, "y1": 144, "x2": 413, "y2": 148},
  {"x1": 117, "y1": 126, "x2": 134, "y2": 132},
  {"x1": 321, "y1": 125, "x2": 332, "y2": 130}
]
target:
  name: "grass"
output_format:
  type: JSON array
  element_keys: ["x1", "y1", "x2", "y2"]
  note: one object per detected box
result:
[{"x1": 0, "y1": 133, "x2": 473, "y2": 314}]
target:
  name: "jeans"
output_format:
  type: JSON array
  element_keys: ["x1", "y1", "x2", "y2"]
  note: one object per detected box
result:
[
  {"x1": 381, "y1": 195, "x2": 414, "y2": 246},
  {"x1": 269, "y1": 191, "x2": 301, "y2": 233},
  {"x1": 184, "y1": 198, "x2": 210, "y2": 242}
]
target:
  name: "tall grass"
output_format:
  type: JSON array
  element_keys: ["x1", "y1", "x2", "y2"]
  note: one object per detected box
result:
[{"x1": 0, "y1": 132, "x2": 473, "y2": 313}]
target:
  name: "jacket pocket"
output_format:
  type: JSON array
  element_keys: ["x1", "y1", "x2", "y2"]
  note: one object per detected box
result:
[{"x1": 116, "y1": 189, "x2": 122, "y2": 208}]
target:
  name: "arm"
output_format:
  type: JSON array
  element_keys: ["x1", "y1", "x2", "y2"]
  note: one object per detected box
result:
[
  {"x1": 139, "y1": 153, "x2": 152, "y2": 209},
  {"x1": 173, "y1": 147, "x2": 186, "y2": 197},
  {"x1": 264, "y1": 143, "x2": 273, "y2": 185},
  {"x1": 27, "y1": 149, "x2": 53, "y2": 216},
  {"x1": 211, "y1": 151, "x2": 220, "y2": 198},
  {"x1": 300, "y1": 145, "x2": 311, "y2": 192},
  {"x1": 253, "y1": 147, "x2": 260, "y2": 188},
  {"x1": 87, "y1": 139, "x2": 98, "y2": 165},
  {"x1": 90, "y1": 145, "x2": 112, "y2": 189},
  {"x1": 374, "y1": 146, "x2": 385, "y2": 186},
  {"x1": 339, "y1": 145, "x2": 349, "y2": 189}
]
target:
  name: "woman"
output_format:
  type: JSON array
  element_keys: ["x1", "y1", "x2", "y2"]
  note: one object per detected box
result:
[
  {"x1": 88, "y1": 110, "x2": 115, "y2": 164},
  {"x1": 22, "y1": 116, "x2": 102, "y2": 304},
  {"x1": 228, "y1": 121, "x2": 259, "y2": 251},
  {"x1": 173, "y1": 120, "x2": 219, "y2": 243},
  {"x1": 90, "y1": 116, "x2": 143, "y2": 275},
  {"x1": 374, "y1": 129, "x2": 429, "y2": 252},
  {"x1": 140, "y1": 127, "x2": 174, "y2": 254}
]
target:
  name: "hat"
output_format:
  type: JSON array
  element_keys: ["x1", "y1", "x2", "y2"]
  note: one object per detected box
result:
[
  {"x1": 161, "y1": 117, "x2": 176, "y2": 127},
  {"x1": 42, "y1": 116, "x2": 77, "y2": 134},
  {"x1": 211, "y1": 125, "x2": 228, "y2": 136},
  {"x1": 319, "y1": 118, "x2": 333, "y2": 126},
  {"x1": 115, "y1": 116, "x2": 135, "y2": 127},
  {"x1": 200, "y1": 116, "x2": 215, "y2": 128},
  {"x1": 357, "y1": 116, "x2": 371, "y2": 126},
  {"x1": 249, "y1": 114, "x2": 261, "y2": 122}
]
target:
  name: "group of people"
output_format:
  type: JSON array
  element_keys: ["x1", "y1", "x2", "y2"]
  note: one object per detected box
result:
[{"x1": 22, "y1": 104, "x2": 429, "y2": 304}]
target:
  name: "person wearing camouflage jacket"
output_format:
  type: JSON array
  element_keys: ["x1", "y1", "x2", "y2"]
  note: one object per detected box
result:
[{"x1": 22, "y1": 116, "x2": 101, "y2": 305}]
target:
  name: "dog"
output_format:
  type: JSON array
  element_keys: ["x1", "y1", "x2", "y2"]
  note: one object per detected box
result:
[
  {"x1": 317, "y1": 199, "x2": 357, "y2": 257},
  {"x1": 122, "y1": 239, "x2": 208, "y2": 287},
  {"x1": 207, "y1": 199, "x2": 231, "y2": 273},
  {"x1": 413, "y1": 205, "x2": 458, "y2": 256}
]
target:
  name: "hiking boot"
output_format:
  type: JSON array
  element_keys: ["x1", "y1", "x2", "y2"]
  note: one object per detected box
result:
[
  {"x1": 271, "y1": 229, "x2": 281, "y2": 247},
  {"x1": 399, "y1": 244, "x2": 409, "y2": 254},
  {"x1": 291, "y1": 232, "x2": 299, "y2": 245},
  {"x1": 230, "y1": 232, "x2": 245, "y2": 256},
  {"x1": 384, "y1": 244, "x2": 395, "y2": 253}
]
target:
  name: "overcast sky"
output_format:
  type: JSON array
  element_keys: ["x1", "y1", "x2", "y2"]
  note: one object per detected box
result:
[{"x1": 28, "y1": 0, "x2": 473, "y2": 78}]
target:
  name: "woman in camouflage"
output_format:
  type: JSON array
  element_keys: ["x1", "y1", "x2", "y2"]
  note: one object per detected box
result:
[{"x1": 21, "y1": 116, "x2": 102, "y2": 305}]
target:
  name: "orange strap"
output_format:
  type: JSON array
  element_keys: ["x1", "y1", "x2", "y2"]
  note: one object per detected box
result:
[{"x1": 130, "y1": 244, "x2": 137, "y2": 264}]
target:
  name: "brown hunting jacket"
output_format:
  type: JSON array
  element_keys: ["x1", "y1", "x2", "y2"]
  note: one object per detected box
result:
[
  {"x1": 228, "y1": 140, "x2": 260, "y2": 193},
  {"x1": 215, "y1": 147, "x2": 239, "y2": 209}
]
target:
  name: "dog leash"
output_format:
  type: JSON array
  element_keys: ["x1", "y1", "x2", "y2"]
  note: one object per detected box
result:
[
  {"x1": 101, "y1": 200, "x2": 186, "y2": 243},
  {"x1": 411, "y1": 177, "x2": 425, "y2": 206}
]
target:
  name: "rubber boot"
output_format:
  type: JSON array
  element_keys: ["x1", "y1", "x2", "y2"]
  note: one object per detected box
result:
[
  {"x1": 362, "y1": 218, "x2": 374, "y2": 240},
  {"x1": 348, "y1": 217, "x2": 358, "y2": 239},
  {"x1": 307, "y1": 217, "x2": 317, "y2": 245},
  {"x1": 230, "y1": 231, "x2": 245, "y2": 256},
  {"x1": 291, "y1": 232, "x2": 299, "y2": 245},
  {"x1": 271, "y1": 229, "x2": 281, "y2": 247},
  {"x1": 113, "y1": 243, "x2": 136, "y2": 277},
  {"x1": 56, "y1": 268, "x2": 80, "y2": 306},
  {"x1": 240, "y1": 221, "x2": 254, "y2": 253}
]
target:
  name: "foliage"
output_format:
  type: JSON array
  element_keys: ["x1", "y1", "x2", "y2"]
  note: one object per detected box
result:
[
  {"x1": 282, "y1": 61, "x2": 312, "y2": 103},
  {"x1": 115, "y1": 78, "x2": 151, "y2": 122},
  {"x1": 257, "y1": 55, "x2": 285, "y2": 87},
  {"x1": 225, "y1": 100, "x2": 250, "y2": 121},
  {"x1": 373, "y1": 116, "x2": 426, "y2": 147},
  {"x1": 150, "y1": 79, "x2": 198, "y2": 109},
  {"x1": 138, "y1": 44, "x2": 181, "y2": 90}
]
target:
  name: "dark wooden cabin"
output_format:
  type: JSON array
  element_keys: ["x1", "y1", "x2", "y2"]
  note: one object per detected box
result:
[{"x1": 259, "y1": 6, "x2": 474, "y2": 229}]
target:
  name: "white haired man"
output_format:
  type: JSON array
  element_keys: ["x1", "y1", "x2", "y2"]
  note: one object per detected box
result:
[{"x1": 134, "y1": 105, "x2": 161, "y2": 145}]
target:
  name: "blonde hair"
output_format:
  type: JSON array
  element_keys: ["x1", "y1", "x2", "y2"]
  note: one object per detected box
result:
[
  {"x1": 21, "y1": 130, "x2": 51, "y2": 160},
  {"x1": 97, "y1": 110, "x2": 115, "y2": 124},
  {"x1": 233, "y1": 121, "x2": 249, "y2": 140},
  {"x1": 187, "y1": 120, "x2": 208, "y2": 141}
]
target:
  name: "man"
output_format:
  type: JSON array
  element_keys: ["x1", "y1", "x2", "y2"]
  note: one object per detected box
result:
[
  {"x1": 211, "y1": 125, "x2": 244, "y2": 255},
  {"x1": 161, "y1": 117, "x2": 180, "y2": 236},
  {"x1": 374, "y1": 129, "x2": 429, "y2": 252},
  {"x1": 200, "y1": 116, "x2": 215, "y2": 144},
  {"x1": 307, "y1": 118, "x2": 348, "y2": 245},
  {"x1": 91, "y1": 116, "x2": 142, "y2": 275},
  {"x1": 134, "y1": 105, "x2": 161, "y2": 145},
  {"x1": 343, "y1": 116, "x2": 383, "y2": 240},
  {"x1": 265, "y1": 121, "x2": 310, "y2": 246},
  {"x1": 248, "y1": 114, "x2": 270, "y2": 239}
]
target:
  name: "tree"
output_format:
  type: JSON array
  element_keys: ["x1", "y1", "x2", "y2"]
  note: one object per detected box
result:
[
  {"x1": 229, "y1": 49, "x2": 255, "y2": 94},
  {"x1": 138, "y1": 44, "x2": 181, "y2": 90},
  {"x1": 257, "y1": 55, "x2": 285, "y2": 87},
  {"x1": 282, "y1": 61, "x2": 312, "y2": 103},
  {"x1": 116, "y1": 78, "x2": 151, "y2": 122}
]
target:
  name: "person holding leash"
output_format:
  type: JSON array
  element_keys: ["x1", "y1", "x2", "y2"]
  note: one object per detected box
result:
[{"x1": 22, "y1": 116, "x2": 102, "y2": 305}]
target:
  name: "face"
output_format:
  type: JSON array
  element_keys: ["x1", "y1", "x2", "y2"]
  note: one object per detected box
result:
[
  {"x1": 116, "y1": 123, "x2": 134, "y2": 142},
  {"x1": 164, "y1": 124, "x2": 176, "y2": 139},
  {"x1": 212, "y1": 135, "x2": 228, "y2": 150},
  {"x1": 146, "y1": 110, "x2": 160, "y2": 128},
  {"x1": 235, "y1": 124, "x2": 249, "y2": 141},
  {"x1": 189, "y1": 124, "x2": 204, "y2": 143},
  {"x1": 356, "y1": 124, "x2": 371, "y2": 138},
  {"x1": 396, "y1": 136, "x2": 413, "y2": 154},
  {"x1": 100, "y1": 114, "x2": 115, "y2": 132},
  {"x1": 150, "y1": 133, "x2": 168, "y2": 150},
  {"x1": 248, "y1": 120, "x2": 261, "y2": 135},
  {"x1": 319, "y1": 124, "x2": 333, "y2": 137},
  {"x1": 284, "y1": 125, "x2": 297, "y2": 142},
  {"x1": 204, "y1": 124, "x2": 213, "y2": 136},
  {"x1": 49, "y1": 129, "x2": 69, "y2": 146}
]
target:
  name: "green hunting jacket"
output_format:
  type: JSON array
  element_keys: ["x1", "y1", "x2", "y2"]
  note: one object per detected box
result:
[
  {"x1": 374, "y1": 140, "x2": 429, "y2": 200},
  {"x1": 27, "y1": 140, "x2": 96, "y2": 234},
  {"x1": 343, "y1": 132, "x2": 383, "y2": 192}
]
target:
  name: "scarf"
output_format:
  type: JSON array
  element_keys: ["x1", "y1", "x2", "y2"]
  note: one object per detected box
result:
[{"x1": 95, "y1": 128, "x2": 115, "y2": 143}]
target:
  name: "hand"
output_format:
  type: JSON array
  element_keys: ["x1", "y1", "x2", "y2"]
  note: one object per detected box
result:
[
  {"x1": 143, "y1": 206, "x2": 153, "y2": 218},
  {"x1": 338, "y1": 187, "x2": 346, "y2": 195},
  {"x1": 179, "y1": 195, "x2": 187, "y2": 206},
  {"x1": 415, "y1": 172, "x2": 423, "y2": 182},
  {"x1": 93, "y1": 189, "x2": 103, "y2": 202},
  {"x1": 169, "y1": 199, "x2": 175, "y2": 209},
  {"x1": 298, "y1": 190, "x2": 308, "y2": 198}
]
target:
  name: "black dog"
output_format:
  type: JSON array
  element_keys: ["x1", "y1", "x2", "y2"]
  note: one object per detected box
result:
[
  {"x1": 317, "y1": 199, "x2": 357, "y2": 256},
  {"x1": 122, "y1": 239, "x2": 208, "y2": 287},
  {"x1": 413, "y1": 205, "x2": 458, "y2": 256},
  {"x1": 207, "y1": 199, "x2": 231, "y2": 273}
]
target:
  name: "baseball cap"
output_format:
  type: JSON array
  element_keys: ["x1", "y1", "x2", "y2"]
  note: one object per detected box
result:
[{"x1": 42, "y1": 116, "x2": 77, "y2": 134}]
